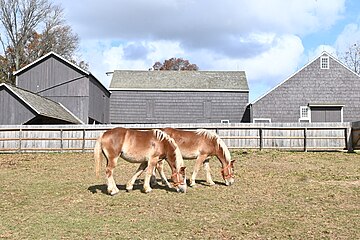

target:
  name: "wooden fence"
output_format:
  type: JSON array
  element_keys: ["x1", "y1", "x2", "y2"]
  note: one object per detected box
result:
[{"x1": 0, "y1": 122, "x2": 354, "y2": 152}]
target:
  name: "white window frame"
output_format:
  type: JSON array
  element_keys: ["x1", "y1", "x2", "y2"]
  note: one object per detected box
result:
[
  {"x1": 221, "y1": 119, "x2": 230, "y2": 123},
  {"x1": 253, "y1": 118, "x2": 271, "y2": 123},
  {"x1": 320, "y1": 56, "x2": 329, "y2": 69},
  {"x1": 299, "y1": 106, "x2": 311, "y2": 122}
]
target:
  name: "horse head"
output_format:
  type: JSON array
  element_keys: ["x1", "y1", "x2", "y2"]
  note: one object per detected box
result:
[
  {"x1": 221, "y1": 160, "x2": 235, "y2": 186},
  {"x1": 154, "y1": 129, "x2": 187, "y2": 193}
]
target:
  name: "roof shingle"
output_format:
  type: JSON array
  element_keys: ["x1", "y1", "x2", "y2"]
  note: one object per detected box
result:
[{"x1": 109, "y1": 70, "x2": 248, "y2": 91}]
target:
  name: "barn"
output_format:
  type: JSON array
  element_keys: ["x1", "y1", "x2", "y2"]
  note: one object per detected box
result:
[
  {"x1": 249, "y1": 51, "x2": 360, "y2": 123},
  {"x1": 13, "y1": 52, "x2": 110, "y2": 124},
  {"x1": 0, "y1": 83, "x2": 82, "y2": 124},
  {"x1": 109, "y1": 70, "x2": 249, "y2": 124}
]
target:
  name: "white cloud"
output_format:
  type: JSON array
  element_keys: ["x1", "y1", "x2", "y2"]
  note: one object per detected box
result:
[
  {"x1": 51, "y1": 0, "x2": 347, "y2": 99},
  {"x1": 335, "y1": 23, "x2": 360, "y2": 52}
]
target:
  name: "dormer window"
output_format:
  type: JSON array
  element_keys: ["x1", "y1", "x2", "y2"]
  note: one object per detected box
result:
[{"x1": 320, "y1": 56, "x2": 329, "y2": 69}]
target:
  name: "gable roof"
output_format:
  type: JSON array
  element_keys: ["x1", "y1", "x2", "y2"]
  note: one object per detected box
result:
[
  {"x1": 13, "y1": 51, "x2": 89, "y2": 76},
  {"x1": 109, "y1": 70, "x2": 249, "y2": 91},
  {"x1": 251, "y1": 51, "x2": 360, "y2": 105},
  {"x1": 0, "y1": 83, "x2": 83, "y2": 124},
  {"x1": 12, "y1": 51, "x2": 110, "y2": 95}
]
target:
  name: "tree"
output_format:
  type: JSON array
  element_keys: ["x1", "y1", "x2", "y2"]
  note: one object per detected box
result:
[
  {"x1": 341, "y1": 43, "x2": 360, "y2": 74},
  {"x1": 0, "y1": 0, "x2": 82, "y2": 84},
  {"x1": 152, "y1": 58, "x2": 199, "y2": 71}
]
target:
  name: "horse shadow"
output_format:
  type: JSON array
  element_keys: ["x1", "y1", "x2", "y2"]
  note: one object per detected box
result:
[
  {"x1": 193, "y1": 179, "x2": 226, "y2": 186},
  {"x1": 87, "y1": 178, "x2": 177, "y2": 195}
]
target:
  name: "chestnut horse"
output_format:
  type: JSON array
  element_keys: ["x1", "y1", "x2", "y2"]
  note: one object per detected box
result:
[
  {"x1": 159, "y1": 128, "x2": 235, "y2": 187},
  {"x1": 129, "y1": 128, "x2": 235, "y2": 187},
  {"x1": 94, "y1": 127, "x2": 187, "y2": 195}
]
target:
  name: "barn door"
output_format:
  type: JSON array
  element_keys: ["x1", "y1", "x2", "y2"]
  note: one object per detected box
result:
[{"x1": 310, "y1": 106, "x2": 342, "y2": 122}]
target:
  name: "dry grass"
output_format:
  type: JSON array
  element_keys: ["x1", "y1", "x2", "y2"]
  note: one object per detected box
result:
[{"x1": 0, "y1": 150, "x2": 359, "y2": 239}]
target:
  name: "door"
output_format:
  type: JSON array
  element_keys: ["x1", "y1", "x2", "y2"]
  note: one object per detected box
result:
[{"x1": 310, "y1": 106, "x2": 342, "y2": 122}]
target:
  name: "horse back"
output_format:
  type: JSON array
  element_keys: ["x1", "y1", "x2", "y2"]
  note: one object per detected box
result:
[{"x1": 162, "y1": 128, "x2": 216, "y2": 158}]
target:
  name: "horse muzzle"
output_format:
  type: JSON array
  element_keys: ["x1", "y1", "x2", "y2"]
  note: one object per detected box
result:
[{"x1": 176, "y1": 184, "x2": 187, "y2": 193}]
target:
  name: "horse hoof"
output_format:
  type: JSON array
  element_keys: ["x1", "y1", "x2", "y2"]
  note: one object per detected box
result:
[
  {"x1": 126, "y1": 188, "x2": 133, "y2": 192},
  {"x1": 108, "y1": 189, "x2": 120, "y2": 196},
  {"x1": 144, "y1": 188, "x2": 152, "y2": 194}
]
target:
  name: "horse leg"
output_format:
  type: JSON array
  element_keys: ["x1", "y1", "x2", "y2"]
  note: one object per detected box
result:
[
  {"x1": 190, "y1": 154, "x2": 208, "y2": 187},
  {"x1": 105, "y1": 155, "x2": 120, "y2": 196},
  {"x1": 203, "y1": 159, "x2": 216, "y2": 186},
  {"x1": 143, "y1": 158, "x2": 158, "y2": 193},
  {"x1": 126, "y1": 162, "x2": 147, "y2": 192},
  {"x1": 156, "y1": 159, "x2": 171, "y2": 188}
]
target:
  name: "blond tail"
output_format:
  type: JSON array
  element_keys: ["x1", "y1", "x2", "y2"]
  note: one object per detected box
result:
[{"x1": 94, "y1": 133, "x2": 104, "y2": 179}]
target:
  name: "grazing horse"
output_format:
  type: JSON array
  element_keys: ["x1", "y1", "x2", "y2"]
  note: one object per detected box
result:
[
  {"x1": 94, "y1": 127, "x2": 187, "y2": 195},
  {"x1": 160, "y1": 128, "x2": 235, "y2": 187},
  {"x1": 130, "y1": 128, "x2": 235, "y2": 187}
]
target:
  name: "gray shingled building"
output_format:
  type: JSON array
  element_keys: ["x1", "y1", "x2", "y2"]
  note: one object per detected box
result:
[
  {"x1": 249, "y1": 51, "x2": 360, "y2": 123},
  {"x1": 109, "y1": 70, "x2": 249, "y2": 123},
  {"x1": 0, "y1": 83, "x2": 82, "y2": 124}
]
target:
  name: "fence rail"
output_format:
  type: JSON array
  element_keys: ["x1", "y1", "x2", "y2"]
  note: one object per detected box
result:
[{"x1": 0, "y1": 122, "x2": 355, "y2": 152}]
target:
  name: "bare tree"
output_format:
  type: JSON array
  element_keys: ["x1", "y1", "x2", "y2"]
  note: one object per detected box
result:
[
  {"x1": 152, "y1": 58, "x2": 199, "y2": 71},
  {"x1": 0, "y1": 0, "x2": 81, "y2": 84},
  {"x1": 341, "y1": 43, "x2": 360, "y2": 74}
]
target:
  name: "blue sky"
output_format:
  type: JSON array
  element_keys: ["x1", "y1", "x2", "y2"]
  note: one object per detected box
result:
[{"x1": 53, "y1": 0, "x2": 360, "y2": 102}]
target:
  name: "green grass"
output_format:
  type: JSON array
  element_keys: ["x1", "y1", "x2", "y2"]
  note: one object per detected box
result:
[{"x1": 0, "y1": 150, "x2": 359, "y2": 239}]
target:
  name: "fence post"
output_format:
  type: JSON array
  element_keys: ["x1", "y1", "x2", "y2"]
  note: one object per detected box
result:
[
  {"x1": 82, "y1": 129, "x2": 86, "y2": 153},
  {"x1": 304, "y1": 128, "x2": 307, "y2": 152},
  {"x1": 345, "y1": 127, "x2": 353, "y2": 152},
  {"x1": 259, "y1": 128, "x2": 263, "y2": 151},
  {"x1": 60, "y1": 129, "x2": 63, "y2": 152},
  {"x1": 18, "y1": 128, "x2": 22, "y2": 153}
]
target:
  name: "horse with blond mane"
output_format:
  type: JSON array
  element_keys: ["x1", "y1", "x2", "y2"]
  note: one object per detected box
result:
[
  {"x1": 160, "y1": 128, "x2": 235, "y2": 186},
  {"x1": 129, "y1": 128, "x2": 235, "y2": 187},
  {"x1": 94, "y1": 127, "x2": 187, "y2": 195}
]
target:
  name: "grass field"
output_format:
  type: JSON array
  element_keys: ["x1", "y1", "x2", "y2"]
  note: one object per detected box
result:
[{"x1": 0, "y1": 150, "x2": 359, "y2": 239}]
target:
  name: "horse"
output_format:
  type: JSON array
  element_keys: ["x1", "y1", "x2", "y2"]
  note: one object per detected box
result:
[
  {"x1": 94, "y1": 127, "x2": 187, "y2": 195},
  {"x1": 129, "y1": 128, "x2": 235, "y2": 188}
]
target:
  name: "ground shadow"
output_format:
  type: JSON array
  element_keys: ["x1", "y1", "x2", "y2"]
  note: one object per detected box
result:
[
  {"x1": 193, "y1": 179, "x2": 225, "y2": 186},
  {"x1": 87, "y1": 178, "x2": 174, "y2": 195}
]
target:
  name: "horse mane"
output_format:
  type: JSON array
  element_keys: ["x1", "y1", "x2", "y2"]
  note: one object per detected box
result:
[
  {"x1": 152, "y1": 129, "x2": 184, "y2": 170},
  {"x1": 195, "y1": 129, "x2": 231, "y2": 162}
]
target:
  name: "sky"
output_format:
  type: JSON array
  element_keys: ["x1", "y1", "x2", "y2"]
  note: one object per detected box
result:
[{"x1": 52, "y1": 0, "x2": 360, "y2": 102}]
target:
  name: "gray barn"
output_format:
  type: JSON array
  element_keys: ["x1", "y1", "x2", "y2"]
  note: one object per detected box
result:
[
  {"x1": 13, "y1": 52, "x2": 110, "y2": 124},
  {"x1": 109, "y1": 70, "x2": 249, "y2": 124},
  {"x1": 0, "y1": 83, "x2": 82, "y2": 124},
  {"x1": 250, "y1": 51, "x2": 360, "y2": 123}
]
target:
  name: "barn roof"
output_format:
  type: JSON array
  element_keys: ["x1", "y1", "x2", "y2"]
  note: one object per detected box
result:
[
  {"x1": 109, "y1": 70, "x2": 248, "y2": 91},
  {"x1": 0, "y1": 83, "x2": 83, "y2": 124},
  {"x1": 13, "y1": 51, "x2": 110, "y2": 95}
]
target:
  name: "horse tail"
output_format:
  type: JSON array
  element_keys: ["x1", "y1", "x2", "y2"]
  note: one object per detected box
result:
[{"x1": 94, "y1": 132, "x2": 104, "y2": 179}]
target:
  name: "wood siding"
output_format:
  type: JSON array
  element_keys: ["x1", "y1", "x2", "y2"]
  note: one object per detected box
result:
[
  {"x1": 110, "y1": 90, "x2": 248, "y2": 123},
  {"x1": 89, "y1": 77, "x2": 110, "y2": 123},
  {"x1": 0, "y1": 88, "x2": 36, "y2": 124},
  {"x1": 251, "y1": 53, "x2": 360, "y2": 123},
  {"x1": 15, "y1": 54, "x2": 110, "y2": 124}
]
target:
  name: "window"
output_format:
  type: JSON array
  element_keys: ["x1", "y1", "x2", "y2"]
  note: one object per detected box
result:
[
  {"x1": 146, "y1": 100, "x2": 154, "y2": 117},
  {"x1": 221, "y1": 119, "x2": 230, "y2": 123},
  {"x1": 299, "y1": 106, "x2": 310, "y2": 122},
  {"x1": 253, "y1": 118, "x2": 271, "y2": 123},
  {"x1": 320, "y1": 56, "x2": 329, "y2": 69}
]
